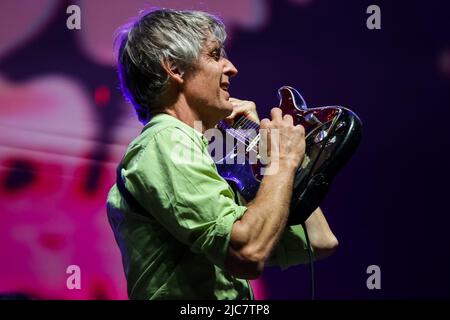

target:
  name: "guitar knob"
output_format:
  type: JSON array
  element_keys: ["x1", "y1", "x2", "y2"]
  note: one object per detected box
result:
[
  {"x1": 314, "y1": 130, "x2": 328, "y2": 143},
  {"x1": 304, "y1": 113, "x2": 323, "y2": 125}
]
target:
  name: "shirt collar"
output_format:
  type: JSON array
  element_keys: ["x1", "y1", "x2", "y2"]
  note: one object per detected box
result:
[{"x1": 145, "y1": 113, "x2": 209, "y2": 147}]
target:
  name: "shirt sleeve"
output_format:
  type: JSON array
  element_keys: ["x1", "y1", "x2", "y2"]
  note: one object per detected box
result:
[
  {"x1": 267, "y1": 224, "x2": 312, "y2": 270},
  {"x1": 123, "y1": 126, "x2": 247, "y2": 270}
]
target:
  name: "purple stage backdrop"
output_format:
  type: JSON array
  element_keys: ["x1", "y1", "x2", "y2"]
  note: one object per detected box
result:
[{"x1": 0, "y1": 0, "x2": 449, "y2": 299}]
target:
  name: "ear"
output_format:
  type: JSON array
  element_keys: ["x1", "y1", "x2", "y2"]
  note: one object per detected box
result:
[{"x1": 161, "y1": 59, "x2": 184, "y2": 85}]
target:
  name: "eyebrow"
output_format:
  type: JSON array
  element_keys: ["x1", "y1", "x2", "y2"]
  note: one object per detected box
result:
[
  {"x1": 207, "y1": 43, "x2": 221, "y2": 51},
  {"x1": 203, "y1": 41, "x2": 227, "y2": 58}
]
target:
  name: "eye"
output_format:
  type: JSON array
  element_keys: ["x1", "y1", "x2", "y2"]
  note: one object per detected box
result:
[
  {"x1": 209, "y1": 45, "x2": 227, "y2": 61},
  {"x1": 211, "y1": 49, "x2": 221, "y2": 61}
]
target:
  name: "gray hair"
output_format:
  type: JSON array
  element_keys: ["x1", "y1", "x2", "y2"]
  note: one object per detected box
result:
[{"x1": 115, "y1": 8, "x2": 227, "y2": 123}]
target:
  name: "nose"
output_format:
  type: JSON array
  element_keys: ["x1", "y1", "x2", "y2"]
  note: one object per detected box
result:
[{"x1": 223, "y1": 58, "x2": 238, "y2": 77}]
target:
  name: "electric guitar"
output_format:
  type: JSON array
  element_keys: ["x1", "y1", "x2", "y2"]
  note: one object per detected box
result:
[{"x1": 214, "y1": 86, "x2": 362, "y2": 225}]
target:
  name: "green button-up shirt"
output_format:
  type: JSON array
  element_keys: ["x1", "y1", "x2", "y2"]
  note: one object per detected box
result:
[{"x1": 107, "y1": 113, "x2": 311, "y2": 299}]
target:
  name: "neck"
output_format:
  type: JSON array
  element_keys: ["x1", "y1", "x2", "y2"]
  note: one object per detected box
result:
[{"x1": 159, "y1": 92, "x2": 218, "y2": 134}]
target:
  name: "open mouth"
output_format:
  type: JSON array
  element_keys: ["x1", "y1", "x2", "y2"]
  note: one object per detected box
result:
[
  {"x1": 221, "y1": 87, "x2": 230, "y2": 100},
  {"x1": 220, "y1": 82, "x2": 229, "y2": 92}
]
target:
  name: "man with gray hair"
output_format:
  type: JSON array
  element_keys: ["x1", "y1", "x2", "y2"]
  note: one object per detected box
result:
[{"x1": 107, "y1": 8, "x2": 338, "y2": 299}]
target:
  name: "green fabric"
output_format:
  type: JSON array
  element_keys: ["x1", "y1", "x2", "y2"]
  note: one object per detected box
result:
[{"x1": 106, "y1": 113, "x2": 310, "y2": 300}]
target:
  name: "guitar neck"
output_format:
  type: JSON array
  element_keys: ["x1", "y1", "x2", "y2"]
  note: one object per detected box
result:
[
  {"x1": 217, "y1": 115, "x2": 260, "y2": 149},
  {"x1": 218, "y1": 115, "x2": 260, "y2": 131}
]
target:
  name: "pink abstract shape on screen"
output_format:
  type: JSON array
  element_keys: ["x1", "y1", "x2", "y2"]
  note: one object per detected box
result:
[
  {"x1": 0, "y1": 0, "x2": 58, "y2": 60},
  {"x1": 0, "y1": 75, "x2": 133, "y2": 299},
  {"x1": 77, "y1": 0, "x2": 269, "y2": 66},
  {"x1": 250, "y1": 279, "x2": 267, "y2": 300}
]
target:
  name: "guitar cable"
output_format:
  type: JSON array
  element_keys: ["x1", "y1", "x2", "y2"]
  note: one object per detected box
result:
[
  {"x1": 297, "y1": 110, "x2": 343, "y2": 301},
  {"x1": 301, "y1": 221, "x2": 315, "y2": 300}
]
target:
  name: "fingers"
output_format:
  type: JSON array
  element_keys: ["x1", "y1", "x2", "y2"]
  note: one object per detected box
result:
[
  {"x1": 295, "y1": 124, "x2": 305, "y2": 136},
  {"x1": 270, "y1": 108, "x2": 282, "y2": 122},
  {"x1": 260, "y1": 118, "x2": 271, "y2": 129},
  {"x1": 226, "y1": 104, "x2": 249, "y2": 118},
  {"x1": 283, "y1": 114, "x2": 293, "y2": 126},
  {"x1": 227, "y1": 98, "x2": 259, "y2": 123},
  {"x1": 269, "y1": 108, "x2": 294, "y2": 126},
  {"x1": 260, "y1": 109, "x2": 306, "y2": 171},
  {"x1": 229, "y1": 98, "x2": 256, "y2": 112},
  {"x1": 259, "y1": 119, "x2": 272, "y2": 163}
]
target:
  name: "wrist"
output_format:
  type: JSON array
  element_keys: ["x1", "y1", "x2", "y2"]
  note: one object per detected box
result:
[{"x1": 261, "y1": 161, "x2": 297, "y2": 181}]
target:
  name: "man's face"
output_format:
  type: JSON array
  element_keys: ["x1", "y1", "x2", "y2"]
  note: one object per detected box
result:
[{"x1": 182, "y1": 38, "x2": 238, "y2": 125}]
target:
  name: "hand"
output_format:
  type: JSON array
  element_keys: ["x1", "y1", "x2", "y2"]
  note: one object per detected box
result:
[
  {"x1": 224, "y1": 98, "x2": 260, "y2": 126},
  {"x1": 260, "y1": 108, "x2": 305, "y2": 172}
]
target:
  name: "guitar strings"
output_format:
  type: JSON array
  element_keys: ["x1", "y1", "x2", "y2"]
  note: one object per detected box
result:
[
  {"x1": 219, "y1": 115, "x2": 260, "y2": 148},
  {"x1": 223, "y1": 114, "x2": 327, "y2": 156},
  {"x1": 221, "y1": 113, "x2": 322, "y2": 155},
  {"x1": 227, "y1": 116, "x2": 260, "y2": 152}
]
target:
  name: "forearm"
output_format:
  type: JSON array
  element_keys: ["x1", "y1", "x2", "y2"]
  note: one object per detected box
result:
[
  {"x1": 225, "y1": 107, "x2": 306, "y2": 279},
  {"x1": 304, "y1": 207, "x2": 339, "y2": 260},
  {"x1": 229, "y1": 165, "x2": 296, "y2": 263}
]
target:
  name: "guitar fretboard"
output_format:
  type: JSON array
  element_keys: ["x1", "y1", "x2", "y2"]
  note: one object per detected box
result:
[{"x1": 218, "y1": 116, "x2": 260, "y2": 152}]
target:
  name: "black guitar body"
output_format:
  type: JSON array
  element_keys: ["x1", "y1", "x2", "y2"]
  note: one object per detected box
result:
[{"x1": 215, "y1": 86, "x2": 362, "y2": 225}]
